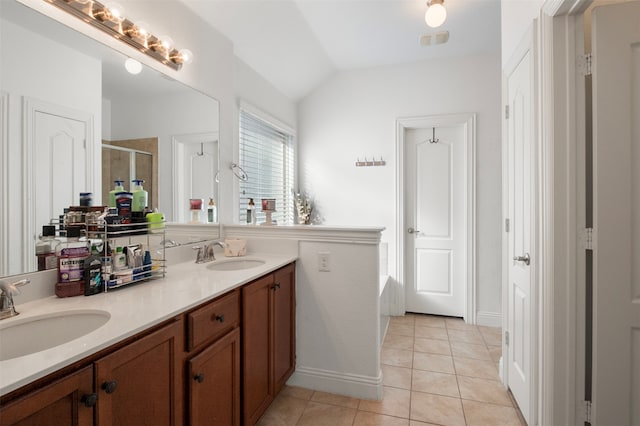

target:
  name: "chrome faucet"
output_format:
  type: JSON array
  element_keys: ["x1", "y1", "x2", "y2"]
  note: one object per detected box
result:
[
  {"x1": 0, "y1": 278, "x2": 30, "y2": 320},
  {"x1": 193, "y1": 241, "x2": 225, "y2": 264}
]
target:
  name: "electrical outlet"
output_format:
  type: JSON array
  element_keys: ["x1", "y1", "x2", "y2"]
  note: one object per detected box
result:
[{"x1": 318, "y1": 252, "x2": 331, "y2": 272}]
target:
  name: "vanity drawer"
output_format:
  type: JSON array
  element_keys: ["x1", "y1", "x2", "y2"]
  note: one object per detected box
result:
[{"x1": 187, "y1": 289, "x2": 240, "y2": 351}]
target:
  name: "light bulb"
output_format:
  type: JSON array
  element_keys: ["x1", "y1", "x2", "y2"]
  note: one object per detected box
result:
[
  {"x1": 133, "y1": 21, "x2": 151, "y2": 40},
  {"x1": 104, "y1": 2, "x2": 125, "y2": 23},
  {"x1": 158, "y1": 36, "x2": 174, "y2": 52},
  {"x1": 124, "y1": 58, "x2": 142, "y2": 75},
  {"x1": 425, "y1": 2, "x2": 447, "y2": 28},
  {"x1": 178, "y1": 49, "x2": 193, "y2": 64}
]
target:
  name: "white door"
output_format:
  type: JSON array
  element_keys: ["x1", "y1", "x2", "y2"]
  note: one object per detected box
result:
[
  {"x1": 505, "y1": 30, "x2": 535, "y2": 424},
  {"x1": 31, "y1": 110, "x2": 88, "y2": 269},
  {"x1": 405, "y1": 124, "x2": 466, "y2": 317},
  {"x1": 591, "y1": 3, "x2": 640, "y2": 424}
]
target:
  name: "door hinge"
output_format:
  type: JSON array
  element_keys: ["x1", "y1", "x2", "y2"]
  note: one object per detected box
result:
[
  {"x1": 577, "y1": 53, "x2": 592, "y2": 76},
  {"x1": 505, "y1": 218, "x2": 510, "y2": 233},
  {"x1": 504, "y1": 105, "x2": 509, "y2": 119},
  {"x1": 582, "y1": 400, "x2": 592, "y2": 423},
  {"x1": 505, "y1": 330, "x2": 509, "y2": 346},
  {"x1": 583, "y1": 227, "x2": 595, "y2": 250}
]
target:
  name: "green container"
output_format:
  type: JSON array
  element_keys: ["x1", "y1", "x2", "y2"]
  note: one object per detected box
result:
[{"x1": 131, "y1": 179, "x2": 148, "y2": 212}]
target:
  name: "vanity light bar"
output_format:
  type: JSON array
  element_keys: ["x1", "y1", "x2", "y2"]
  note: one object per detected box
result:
[{"x1": 44, "y1": 0, "x2": 191, "y2": 71}]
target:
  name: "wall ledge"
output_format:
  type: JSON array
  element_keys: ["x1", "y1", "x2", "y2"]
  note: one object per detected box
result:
[{"x1": 223, "y1": 224, "x2": 384, "y2": 245}]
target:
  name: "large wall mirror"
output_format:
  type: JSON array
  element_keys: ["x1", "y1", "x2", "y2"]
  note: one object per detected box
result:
[{"x1": 0, "y1": 1, "x2": 220, "y2": 277}]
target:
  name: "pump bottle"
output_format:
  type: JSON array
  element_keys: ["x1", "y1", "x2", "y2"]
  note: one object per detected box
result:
[
  {"x1": 109, "y1": 180, "x2": 125, "y2": 208},
  {"x1": 131, "y1": 179, "x2": 148, "y2": 212}
]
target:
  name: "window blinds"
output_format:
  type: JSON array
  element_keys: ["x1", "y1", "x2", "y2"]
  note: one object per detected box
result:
[{"x1": 239, "y1": 110, "x2": 294, "y2": 225}]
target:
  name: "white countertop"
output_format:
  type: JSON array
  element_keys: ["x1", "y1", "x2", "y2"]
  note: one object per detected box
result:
[{"x1": 0, "y1": 252, "x2": 297, "y2": 397}]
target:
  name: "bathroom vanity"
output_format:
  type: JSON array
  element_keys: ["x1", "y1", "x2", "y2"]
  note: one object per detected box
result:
[{"x1": 0, "y1": 256, "x2": 296, "y2": 426}]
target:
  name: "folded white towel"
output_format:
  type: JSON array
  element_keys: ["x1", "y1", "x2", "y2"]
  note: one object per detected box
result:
[{"x1": 224, "y1": 238, "x2": 247, "y2": 257}]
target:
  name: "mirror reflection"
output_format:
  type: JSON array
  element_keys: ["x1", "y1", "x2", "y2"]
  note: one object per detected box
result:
[{"x1": 0, "y1": 1, "x2": 220, "y2": 277}]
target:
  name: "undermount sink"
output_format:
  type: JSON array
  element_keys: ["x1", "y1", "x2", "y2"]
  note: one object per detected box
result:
[
  {"x1": 206, "y1": 259, "x2": 266, "y2": 271},
  {"x1": 0, "y1": 310, "x2": 110, "y2": 361}
]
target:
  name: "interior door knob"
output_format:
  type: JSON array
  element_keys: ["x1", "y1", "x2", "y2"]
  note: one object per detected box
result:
[
  {"x1": 407, "y1": 227, "x2": 420, "y2": 234},
  {"x1": 513, "y1": 253, "x2": 531, "y2": 266}
]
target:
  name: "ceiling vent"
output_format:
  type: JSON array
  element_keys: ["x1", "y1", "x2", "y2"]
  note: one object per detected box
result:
[{"x1": 420, "y1": 31, "x2": 450, "y2": 46}]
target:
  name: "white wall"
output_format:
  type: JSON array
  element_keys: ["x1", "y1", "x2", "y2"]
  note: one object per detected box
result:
[
  {"x1": 501, "y1": 0, "x2": 545, "y2": 66},
  {"x1": 297, "y1": 53, "x2": 503, "y2": 318}
]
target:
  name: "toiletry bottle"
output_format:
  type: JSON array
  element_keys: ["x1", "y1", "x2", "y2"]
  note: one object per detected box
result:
[
  {"x1": 247, "y1": 198, "x2": 256, "y2": 224},
  {"x1": 35, "y1": 225, "x2": 60, "y2": 271},
  {"x1": 131, "y1": 179, "x2": 148, "y2": 212},
  {"x1": 55, "y1": 225, "x2": 90, "y2": 297},
  {"x1": 208, "y1": 198, "x2": 217, "y2": 223},
  {"x1": 109, "y1": 180, "x2": 125, "y2": 207},
  {"x1": 113, "y1": 246, "x2": 126, "y2": 271}
]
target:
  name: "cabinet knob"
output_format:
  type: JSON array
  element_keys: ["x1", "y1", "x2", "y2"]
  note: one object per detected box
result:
[
  {"x1": 194, "y1": 373, "x2": 205, "y2": 383},
  {"x1": 101, "y1": 380, "x2": 118, "y2": 394},
  {"x1": 214, "y1": 314, "x2": 225, "y2": 323},
  {"x1": 271, "y1": 283, "x2": 281, "y2": 290},
  {"x1": 81, "y1": 392, "x2": 98, "y2": 407}
]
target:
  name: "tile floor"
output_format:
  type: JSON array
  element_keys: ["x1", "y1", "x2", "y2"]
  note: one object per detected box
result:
[{"x1": 257, "y1": 313, "x2": 526, "y2": 426}]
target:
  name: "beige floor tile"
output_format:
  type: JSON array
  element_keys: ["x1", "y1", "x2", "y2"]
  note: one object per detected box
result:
[
  {"x1": 381, "y1": 347, "x2": 414, "y2": 368},
  {"x1": 387, "y1": 322, "x2": 415, "y2": 337},
  {"x1": 413, "y1": 315, "x2": 446, "y2": 328},
  {"x1": 390, "y1": 315, "x2": 416, "y2": 326},
  {"x1": 447, "y1": 328, "x2": 484, "y2": 344},
  {"x1": 359, "y1": 387, "x2": 411, "y2": 419},
  {"x1": 311, "y1": 391, "x2": 360, "y2": 409},
  {"x1": 453, "y1": 357, "x2": 500, "y2": 381},
  {"x1": 457, "y1": 376, "x2": 513, "y2": 406},
  {"x1": 382, "y1": 364, "x2": 412, "y2": 389},
  {"x1": 444, "y1": 317, "x2": 476, "y2": 330},
  {"x1": 462, "y1": 399, "x2": 524, "y2": 426},
  {"x1": 411, "y1": 370, "x2": 460, "y2": 397},
  {"x1": 414, "y1": 325, "x2": 448, "y2": 341},
  {"x1": 353, "y1": 411, "x2": 410, "y2": 425},
  {"x1": 257, "y1": 394, "x2": 309, "y2": 426},
  {"x1": 487, "y1": 345, "x2": 502, "y2": 363},
  {"x1": 450, "y1": 341, "x2": 492, "y2": 361},
  {"x1": 479, "y1": 327, "x2": 502, "y2": 346},
  {"x1": 410, "y1": 391, "x2": 466, "y2": 426},
  {"x1": 297, "y1": 401, "x2": 357, "y2": 426},
  {"x1": 412, "y1": 352, "x2": 455, "y2": 374},
  {"x1": 414, "y1": 337, "x2": 451, "y2": 356},
  {"x1": 279, "y1": 385, "x2": 315, "y2": 400},
  {"x1": 383, "y1": 334, "x2": 415, "y2": 351},
  {"x1": 409, "y1": 422, "x2": 440, "y2": 426}
]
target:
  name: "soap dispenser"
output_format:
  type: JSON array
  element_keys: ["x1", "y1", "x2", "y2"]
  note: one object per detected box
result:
[
  {"x1": 207, "y1": 198, "x2": 217, "y2": 223},
  {"x1": 109, "y1": 180, "x2": 125, "y2": 208},
  {"x1": 131, "y1": 179, "x2": 148, "y2": 212}
]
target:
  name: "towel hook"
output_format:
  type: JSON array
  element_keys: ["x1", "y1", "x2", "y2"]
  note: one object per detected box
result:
[{"x1": 429, "y1": 127, "x2": 439, "y2": 144}]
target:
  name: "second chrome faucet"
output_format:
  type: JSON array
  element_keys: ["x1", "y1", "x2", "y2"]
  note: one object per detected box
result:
[{"x1": 193, "y1": 241, "x2": 226, "y2": 264}]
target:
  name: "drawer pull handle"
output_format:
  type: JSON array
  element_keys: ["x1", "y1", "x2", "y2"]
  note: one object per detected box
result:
[
  {"x1": 81, "y1": 392, "x2": 98, "y2": 407},
  {"x1": 101, "y1": 380, "x2": 118, "y2": 394},
  {"x1": 194, "y1": 373, "x2": 205, "y2": 383},
  {"x1": 215, "y1": 314, "x2": 225, "y2": 323}
]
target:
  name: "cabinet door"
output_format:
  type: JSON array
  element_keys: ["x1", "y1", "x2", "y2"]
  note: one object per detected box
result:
[
  {"x1": 94, "y1": 319, "x2": 183, "y2": 426},
  {"x1": 242, "y1": 274, "x2": 274, "y2": 426},
  {"x1": 188, "y1": 328, "x2": 240, "y2": 426},
  {"x1": 0, "y1": 366, "x2": 94, "y2": 426},
  {"x1": 273, "y1": 263, "x2": 296, "y2": 394}
]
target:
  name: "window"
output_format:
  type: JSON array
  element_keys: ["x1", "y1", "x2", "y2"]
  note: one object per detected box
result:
[{"x1": 239, "y1": 108, "x2": 295, "y2": 225}]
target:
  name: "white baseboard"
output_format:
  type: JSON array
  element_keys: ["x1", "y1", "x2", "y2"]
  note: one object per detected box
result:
[
  {"x1": 287, "y1": 366, "x2": 383, "y2": 400},
  {"x1": 476, "y1": 311, "x2": 502, "y2": 327}
]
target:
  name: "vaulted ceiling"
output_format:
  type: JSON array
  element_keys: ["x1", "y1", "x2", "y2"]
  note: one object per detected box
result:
[{"x1": 179, "y1": 0, "x2": 502, "y2": 101}]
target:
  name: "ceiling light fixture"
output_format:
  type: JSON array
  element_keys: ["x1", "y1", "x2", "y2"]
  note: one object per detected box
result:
[
  {"x1": 43, "y1": 0, "x2": 193, "y2": 71},
  {"x1": 425, "y1": 0, "x2": 447, "y2": 28},
  {"x1": 125, "y1": 58, "x2": 143, "y2": 74}
]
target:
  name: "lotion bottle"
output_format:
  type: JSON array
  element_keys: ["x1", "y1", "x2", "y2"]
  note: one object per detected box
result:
[
  {"x1": 246, "y1": 198, "x2": 256, "y2": 224},
  {"x1": 109, "y1": 180, "x2": 125, "y2": 208},
  {"x1": 131, "y1": 179, "x2": 148, "y2": 212},
  {"x1": 207, "y1": 198, "x2": 217, "y2": 223}
]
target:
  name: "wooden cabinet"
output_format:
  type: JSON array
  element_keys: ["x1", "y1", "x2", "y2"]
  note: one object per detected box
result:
[
  {"x1": 94, "y1": 319, "x2": 183, "y2": 426},
  {"x1": 187, "y1": 328, "x2": 240, "y2": 426},
  {"x1": 0, "y1": 366, "x2": 94, "y2": 426},
  {"x1": 0, "y1": 262, "x2": 295, "y2": 426},
  {"x1": 242, "y1": 263, "x2": 295, "y2": 425},
  {"x1": 185, "y1": 290, "x2": 241, "y2": 426}
]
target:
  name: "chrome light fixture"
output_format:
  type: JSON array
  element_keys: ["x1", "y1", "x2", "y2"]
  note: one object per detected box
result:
[
  {"x1": 425, "y1": 0, "x2": 447, "y2": 28},
  {"x1": 44, "y1": 0, "x2": 193, "y2": 71}
]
